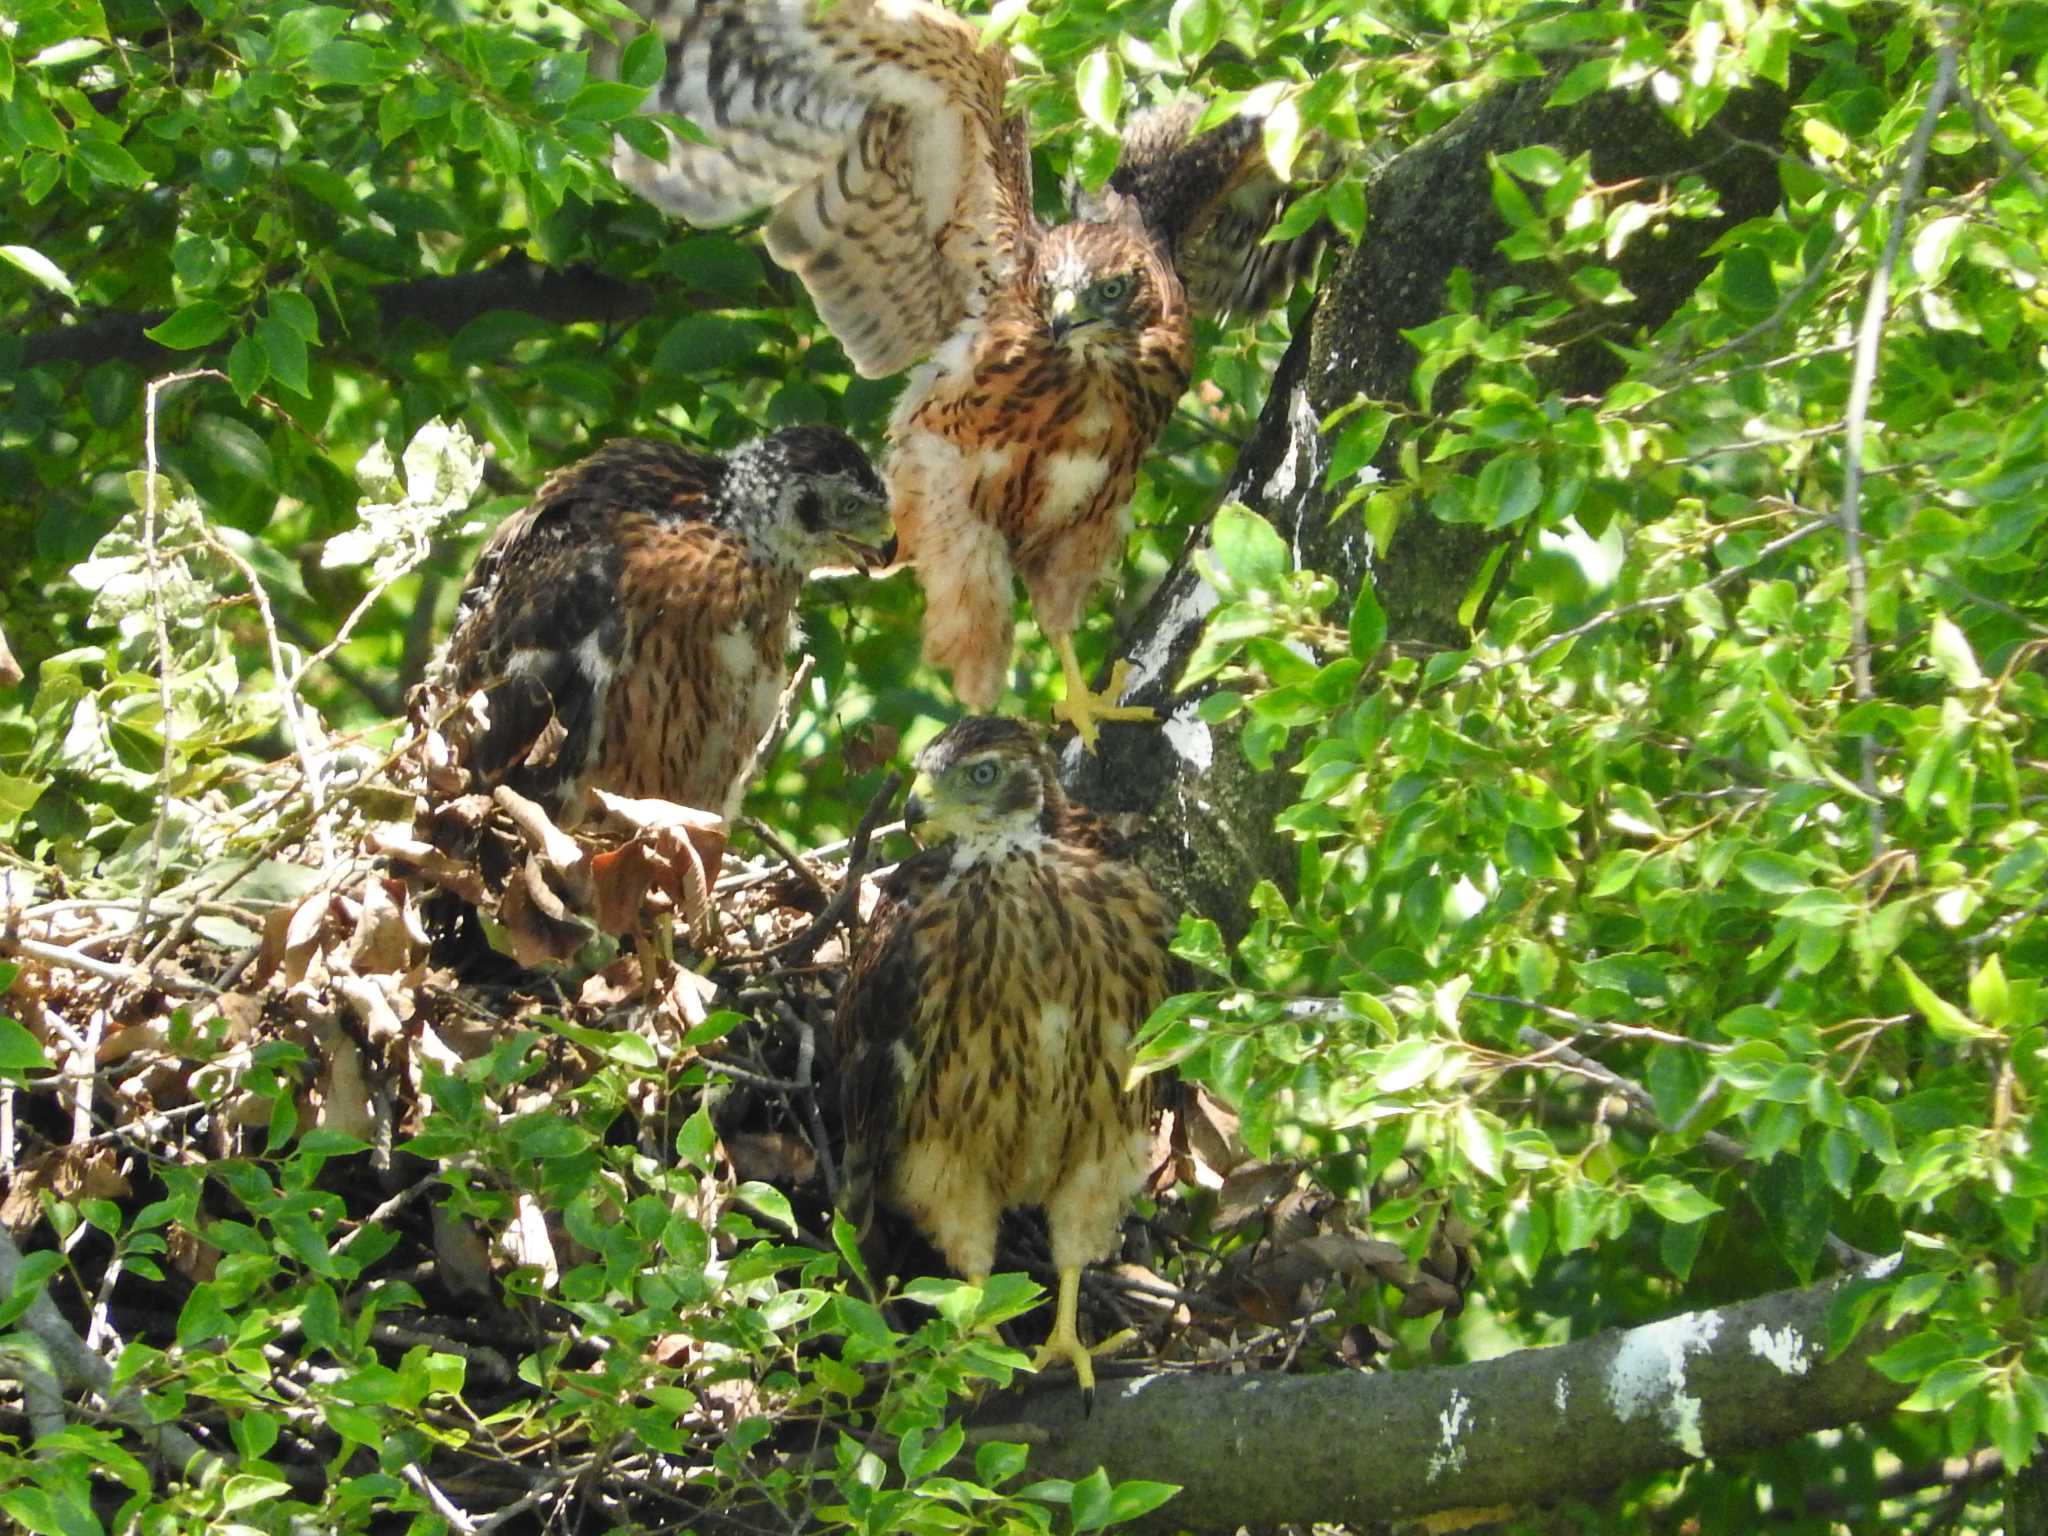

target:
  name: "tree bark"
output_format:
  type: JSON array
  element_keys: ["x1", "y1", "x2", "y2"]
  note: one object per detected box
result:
[
  {"x1": 1073, "y1": 69, "x2": 1796, "y2": 935},
  {"x1": 977, "y1": 1268, "x2": 1907, "y2": 1532},
  {"x1": 19, "y1": 257, "x2": 655, "y2": 371}
]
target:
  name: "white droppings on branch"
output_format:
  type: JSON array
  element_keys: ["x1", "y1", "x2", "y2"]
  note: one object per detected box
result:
[
  {"x1": 1863, "y1": 1251, "x2": 1903, "y2": 1280},
  {"x1": 1426, "y1": 1388, "x2": 1472, "y2": 1481},
  {"x1": 1746, "y1": 1324, "x2": 1812, "y2": 1377},
  {"x1": 1260, "y1": 386, "x2": 1321, "y2": 506},
  {"x1": 1160, "y1": 701, "x2": 1213, "y2": 774},
  {"x1": 1605, "y1": 1309, "x2": 1720, "y2": 1459},
  {"x1": 1554, "y1": 1374, "x2": 1569, "y2": 1414}
]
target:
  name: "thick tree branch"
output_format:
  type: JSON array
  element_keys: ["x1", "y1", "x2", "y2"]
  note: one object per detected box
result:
[
  {"x1": 20, "y1": 257, "x2": 655, "y2": 371},
  {"x1": 1075, "y1": 70, "x2": 1798, "y2": 933},
  {"x1": 980, "y1": 1268, "x2": 1907, "y2": 1532}
]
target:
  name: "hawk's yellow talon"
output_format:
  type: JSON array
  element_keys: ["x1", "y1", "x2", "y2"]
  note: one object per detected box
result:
[
  {"x1": 1029, "y1": 1268, "x2": 1134, "y2": 1411},
  {"x1": 1052, "y1": 638, "x2": 1156, "y2": 752}
]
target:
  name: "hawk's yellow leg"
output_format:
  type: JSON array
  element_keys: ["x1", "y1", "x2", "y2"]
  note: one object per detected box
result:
[
  {"x1": 1029, "y1": 1266, "x2": 1136, "y2": 1411},
  {"x1": 1050, "y1": 634, "x2": 1154, "y2": 753}
]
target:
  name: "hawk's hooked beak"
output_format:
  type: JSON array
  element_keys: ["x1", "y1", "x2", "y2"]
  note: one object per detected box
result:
[
  {"x1": 1046, "y1": 286, "x2": 1080, "y2": 342},
  {"x1": 836, "y1": 485, "x2": 898, "y2": 572},
  {"x1": 902, "y1": 773, "x2": 933, "y2": 838}
]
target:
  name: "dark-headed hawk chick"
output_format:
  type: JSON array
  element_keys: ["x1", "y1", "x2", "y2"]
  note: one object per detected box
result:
[
  {"x1": 834, "y1": 716, "x2": 1184, "y2": 1399},
  {"x1": 426, "y1": 427, "x2": 893, "y2": 826}
]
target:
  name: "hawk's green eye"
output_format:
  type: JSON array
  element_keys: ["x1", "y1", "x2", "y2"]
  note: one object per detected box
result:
[
  {"x1": 1094, "y1": 275, "x2": 1132, "y2": 304},
  {"x1": 966, "y1": 760, "x2": 1000, "y2": 787}
]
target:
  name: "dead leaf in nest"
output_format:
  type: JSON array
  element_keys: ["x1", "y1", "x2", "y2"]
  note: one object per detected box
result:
[
  {"x1": 1397, "y1": 1268, "x2": 1464, "y2": 1319},
  {"x1": 0, "y1": 1145, "x2": 132, "y2": 1230},
  {"x1": 588, "y1": 790, "x2": 727, "y2": 942},
  {"x1": 1224, "y1": 1231, "x2": 1413, "y2": 1323},
  {"x1": 1213, "y1": 1162, "x2": 1300, "y2": 1232},
  {"x1": 578, "y1": 959, "x2": 644, "y2": 1010},
  {"x1": 309, "y1": 1014, "x2": 379, "y2": 1143},
  {"x1": 651, "y1": 1333, "x2": 695, "y2": 1367},
  {"x1": 521, "y1": 709, "x2": 567, "y2": 773},
  {"x1": 280, "y1": 889, "x2": 340, "y2": 988},
  {"x1": 369, "y1": 831, "x2": 487, "y2": 904},
  {"x1": 1173, "y1": 1087, "x2": 1245, "y2": 1189},
  {"x1": 724, "y1": 1131, "x2": 816, "y2": 1186},
  {"x1": 839, "y1": 722, "x2": 900, "y2": 777},
  {"x1": 167, "y1": 1223, "x2": 220, "y2": 1284},
  {"x1": 496, "y1": 855, "x2": 595, "y2": 967},
  {"x1": 415, "y1": 715, "x2": 470, "y2": 797},
  {"x1": 494, "y1": 785, "x2": 587, "y2": 879},
  {"x1": 347, "y1": 875, "x2": 428, "y2": 977},
  {"x1": 433, "y1": 1205, "x2": 495, "y2": 1299}
]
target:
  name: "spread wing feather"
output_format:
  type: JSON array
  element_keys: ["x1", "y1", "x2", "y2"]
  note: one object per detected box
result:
[
  {"x1": 1078, "y1": 100, "x2": 1327, "y2": 320},
  {"x1": 616, "y1": 0, "x2": 1031, "y2": 378}
]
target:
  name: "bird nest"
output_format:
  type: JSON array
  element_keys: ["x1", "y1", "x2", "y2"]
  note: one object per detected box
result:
[{"x1": 0, "y1": 743, "x2": 1468, "y2": 1525}]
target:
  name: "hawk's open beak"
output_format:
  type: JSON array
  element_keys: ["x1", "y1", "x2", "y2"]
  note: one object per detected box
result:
[{"x1": 843, "y1": 532, "x2": 898, "y2": 571}]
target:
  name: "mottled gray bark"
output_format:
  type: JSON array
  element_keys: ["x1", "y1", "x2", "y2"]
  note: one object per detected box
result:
[
  {"x1": 978, "y1": 1270, "x2": 1907, "y2": 1532},
  {"x1": 1071, "y1": 71, "x2": 1795, "y2": 938}
]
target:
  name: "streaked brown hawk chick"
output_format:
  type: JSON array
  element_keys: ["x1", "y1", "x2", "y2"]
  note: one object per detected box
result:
[
  {"x1": 834, "y1": 716, "x2": 1183, "y2": 1399},
  {"x1": 615, "y1": 0, "x2": 1321, "y2": 748},
  {"x1": 424, "y1": 428, "x2": 893, "y2": 826}
]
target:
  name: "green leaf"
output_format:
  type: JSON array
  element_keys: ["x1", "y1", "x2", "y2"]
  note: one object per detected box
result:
[
  {"x1": 73, "y1": 137, "x2": 146, "y2": 188},
  {"x1": 0, "y1": 1017, "x2": 53, "y2": 1073},
  {"x1": 260, "y1": 312, "x2": 311, "y2": 395},
  {"x1": 620, "y1": 29, "x2": 667, "y2": 89},
  {"x1": 1074, "y1": 49, "x2": 1122, "y2": 134},
  {"x1": 1925, "y1": 614, "x2": 1983, "y2": 689},
  {"x1": 1348, "y1": 584, "x2": 1387, "y2": 659},
  {"x1": 1637, "y1": 1176, "x2": 1720, "y2": 1224},
  {"x1": 1204, "y1": 503, "x2": 1289, "y2": 596},
  {"x1": 1105, "y1": 1481, "x2": 1182, "y2": 1526},
  {"x1": 0, "y1": 244, "x2": 76, "y2": 301},
  {"x1": 1070, "y1": 1468, "x2": 1115, "y2": 1533},
  {"x1": 1736, "y1": 851, "x2": 1808, "y2": 894},
  {"x1": 1893, "y1": 958, "x2": 1994, "y2": 1041},
  {"x1": 145, "y1": 301, "x2": 232, "y2": 349}
]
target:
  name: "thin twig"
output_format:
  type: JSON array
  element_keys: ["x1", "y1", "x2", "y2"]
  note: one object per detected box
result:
[
  {"x1": 1473, "y1": 992, "x2": 1727, "y2": 1052},
  {"x1": 760, "y1": 771, "x2": 903, "y2": 965},
  {"x1": 750, "y1": 652, "x2": 815, "y2": 776},
  {"x1": 133, "y1": 369, "x2": 226, "y2": 964},
  {"x1": 193, "y1": 520, "x2": 337, "y2": 863},
  {"x1": 2, "y1": 933, "x2": 217, "y2": 996},
  {"x1": 1444, "y1": 505, "x2": 1834, "y2": 689},
  {"x1": 1517, "y1": 1025, "x2": 1870, "y2": 1269},
  {"x1": 1956, "y1": 82, "x2": 2048, "y2": 201},
  {"x1": 1839, "y1": 42, "x2": 1959, "y2": 869}
]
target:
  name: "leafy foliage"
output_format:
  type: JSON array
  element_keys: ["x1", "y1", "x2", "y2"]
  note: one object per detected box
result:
[{"x1": 3, "y1": 0, "x2": 2046, "y2": 1530}]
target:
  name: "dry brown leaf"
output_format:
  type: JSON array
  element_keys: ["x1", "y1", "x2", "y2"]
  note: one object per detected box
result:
[
  {"x1": 369, "y1": 831, "x2": 488, "y2": 903},
  {"x1": 521, "y1": 709, "x2": 567, "y2": 773},
  {"x1": 432, "y1": 1205, "x2": 495, "y2": 1299},
  {"x1": 1213, "y1": 1162, "x2": 1300, "y2": 1232},
  {"x1": 725, "y1": 1131, "x2": 816, "y2": 1186},
  {"x1": 497, "y1": 858, "x2": 592, "y2": 967},
  {"x1": 166, "y1": 1224, "x2": 220, "y2": 1284},
  {"x1": 347, "y1": 875, "x2": 426, "y2": 977},
  {"x1": 0, "y1": 1145, "x2": 132, "y2": 1230}
]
